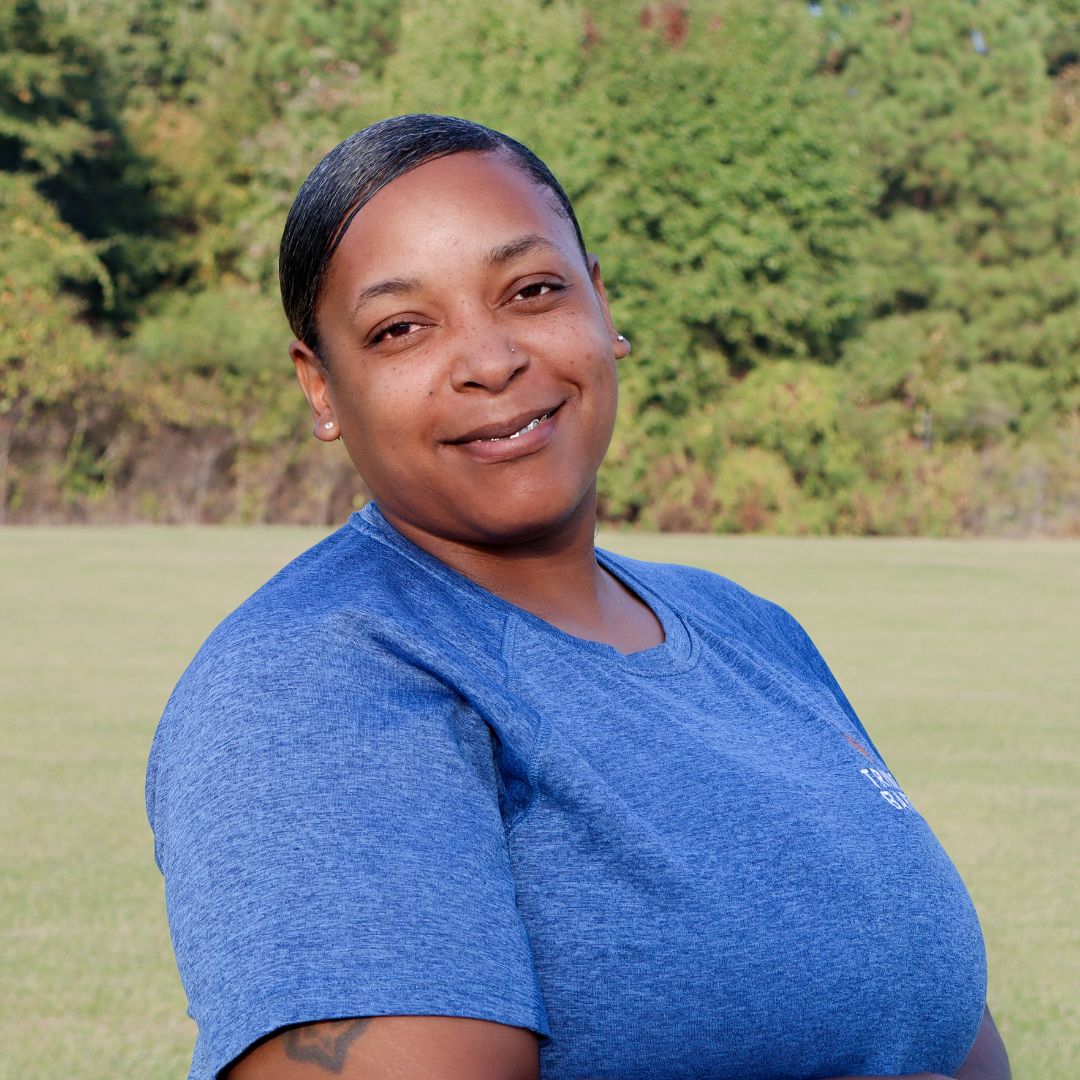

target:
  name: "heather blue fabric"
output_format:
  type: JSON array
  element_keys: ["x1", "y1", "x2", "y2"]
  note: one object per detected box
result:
[{"x1": 147, "y1": 503, "x2": 987, "y2": 1080}]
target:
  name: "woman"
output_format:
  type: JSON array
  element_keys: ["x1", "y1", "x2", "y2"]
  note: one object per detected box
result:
[{"x1": 147, "y1": 114, "x2": 1009, "y2": 1080}]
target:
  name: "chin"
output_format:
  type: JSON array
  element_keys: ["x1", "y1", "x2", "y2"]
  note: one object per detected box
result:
[{"x1": 452, "y1": 491, "x2": 594, "y2": 548}]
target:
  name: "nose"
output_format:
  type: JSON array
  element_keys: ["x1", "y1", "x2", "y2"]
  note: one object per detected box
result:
[{"x1": 448, "y1": 320, "x2": 528, "y2": 394}]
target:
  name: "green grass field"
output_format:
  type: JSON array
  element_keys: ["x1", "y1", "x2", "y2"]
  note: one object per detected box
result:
[{"x1": 2, "y1": 527, "x2": 1077, "y2": 1079}]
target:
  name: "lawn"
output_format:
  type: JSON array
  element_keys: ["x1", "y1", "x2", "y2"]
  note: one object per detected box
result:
[{"x1": 1, "y1": 526, "x2": 1076, "y2": 1079}]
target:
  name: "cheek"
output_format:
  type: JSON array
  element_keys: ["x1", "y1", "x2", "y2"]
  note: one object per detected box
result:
[
  {"x1": 352, "y1": 399, "x2": 455, "y2": 504},
  {"x1": 344, "y1": 365, "x2": 430, "y2": 441}
]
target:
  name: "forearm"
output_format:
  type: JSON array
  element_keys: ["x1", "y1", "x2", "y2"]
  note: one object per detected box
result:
[{"x1": 955, "y1": 1006, "x2": 1010, "y2": 1080}]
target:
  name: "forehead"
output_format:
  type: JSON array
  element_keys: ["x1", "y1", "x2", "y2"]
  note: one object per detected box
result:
[{"x1": 326, "y1": 151, "x2": 579, "y2": 283}]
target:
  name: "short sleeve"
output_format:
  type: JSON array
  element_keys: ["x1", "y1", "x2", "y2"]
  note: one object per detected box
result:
[{"x1": 146, "y1": 610, "x2": 550, "y2": 1080}]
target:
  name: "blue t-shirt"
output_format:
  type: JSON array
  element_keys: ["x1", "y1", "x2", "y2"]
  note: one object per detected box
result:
[{"x1": 146, "y1": 504, "x2": 986, "y2": 1080}]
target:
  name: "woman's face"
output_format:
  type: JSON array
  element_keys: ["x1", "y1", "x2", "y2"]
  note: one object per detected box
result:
[{"x1": 292, "y1": 150, "x2": 627, "y2": 549}]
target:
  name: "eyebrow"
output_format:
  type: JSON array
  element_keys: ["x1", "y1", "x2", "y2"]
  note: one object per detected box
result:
[
  {"x1": 486, "y1": 234, "x2": 562, "y2": 266},
  {"x1": 350, "y1": 276, "x2": 422, "y2": 319}
]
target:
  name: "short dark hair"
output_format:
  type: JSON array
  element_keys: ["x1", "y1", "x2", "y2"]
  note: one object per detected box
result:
[{"x1": 279, "y1": 113, "x2": 587, "y2": 356}]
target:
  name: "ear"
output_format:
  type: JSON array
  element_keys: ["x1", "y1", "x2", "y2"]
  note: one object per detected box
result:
[
  {"x1": 290, "y1": 339, "x2": 340, "y2": 442},
  {"x1": 587, "y1": 255, "x2": 631, "y2": 360}
]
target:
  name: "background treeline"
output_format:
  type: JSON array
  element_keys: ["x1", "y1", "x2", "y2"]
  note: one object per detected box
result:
[{"x1": 3, "y1": 0, "x2": 1080, "y2": 533}]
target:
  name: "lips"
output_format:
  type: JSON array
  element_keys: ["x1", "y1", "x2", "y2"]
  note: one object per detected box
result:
[{"x1": 447, "y1": 402, "x2": 563, "y2": 444}]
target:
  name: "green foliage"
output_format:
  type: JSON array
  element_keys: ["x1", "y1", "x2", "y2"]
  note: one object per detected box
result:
[
  {"x1": 0, "y1": 172, "x2": 111, "y2": 300},
  {"x1": 821, "y1": 1, "x2": 1080, "y2": 432},
  {"x1": 103, "y1": 0, "x2": 402, "y2": 292},
  {"x1": 0, "y1": 169, "x2": 114, "y2": 518},
  {"x1": 124, "y1": 283, "x2": 300, "y2": 446},
  {"x1": 0, "y1": 0, "x2": 196, "y2": 321},
  {"x1": 2, "y1": 0, "x2": 1078, "y2": 532},
  {"x1": 129, "y1": 285, "x2": 288, "y2": 379},
  {"x1": 1040, "y1": 0, "x2": 1080, "y2": 72},
  {"x1": 0, "y1": 0, "x2": 101, "y2": 177}
]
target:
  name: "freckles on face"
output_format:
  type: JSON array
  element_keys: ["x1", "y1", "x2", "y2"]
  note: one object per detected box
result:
[{"x1": 309, "y1": 151, "x2": 620, "y2": 545}]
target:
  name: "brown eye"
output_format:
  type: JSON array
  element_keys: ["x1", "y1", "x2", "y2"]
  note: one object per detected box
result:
[
  {"x1": 513, "y1": 282, "x2": 564, "y2": 302},
  {"x1": 371, "y1": 320, "x2": 422, "y2": 345}
]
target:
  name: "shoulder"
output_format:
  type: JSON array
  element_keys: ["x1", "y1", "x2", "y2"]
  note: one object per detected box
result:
[
  {"x1": 145, "y1": 518, "x2": 503, "y2": 838},
  {"x1": 165, "y1": 524, "x2": 407, "y2": 709},
  {"x1": 170, "y1": 514, "x2": 506, "y2": 706}
]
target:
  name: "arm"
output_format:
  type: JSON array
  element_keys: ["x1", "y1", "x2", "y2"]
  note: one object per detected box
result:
[
  {"x1": 226, "y1": 1015, "x2": 540, "y2": 1080},
  {"x1": 151, "y1": 629, "x2": 551, "y2": 1079},
  {"x1": 955, "y1": 1006, "x2": 1010, "y2": 1080}
]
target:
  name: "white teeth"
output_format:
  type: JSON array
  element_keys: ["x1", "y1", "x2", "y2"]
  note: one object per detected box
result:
[
  {"x1": 486, "y1": 412, "x2": 549, "y2": 441},
  {"x1": 509, "y1": 417, "x2": 542, "y2": 439}
]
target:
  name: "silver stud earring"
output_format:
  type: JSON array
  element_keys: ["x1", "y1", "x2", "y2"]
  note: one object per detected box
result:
[
  {"x1": 617, "y1": 334, "x2": 632, "y2": 354},
  {"x1": 323, "y1": 421, "x2": 335, "y2": 430}
]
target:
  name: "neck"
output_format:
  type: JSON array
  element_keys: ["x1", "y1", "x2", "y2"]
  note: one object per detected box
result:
[
  {"x1": 379, "y1": 492, "x2": 664, "y2": 654},
  {"x1": 448, "y1": 516, "x2": 604, "y2": 625},
  {"x1": 387, "y1": 491, "x2": 604, "y2": 617}
]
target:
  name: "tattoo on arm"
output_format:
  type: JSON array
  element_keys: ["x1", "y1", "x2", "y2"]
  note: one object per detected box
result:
[{"x1": 282, "y1": 1019, "x2": 373, "y2": 1073}]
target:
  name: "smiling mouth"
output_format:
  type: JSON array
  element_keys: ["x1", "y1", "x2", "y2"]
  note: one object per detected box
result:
[
  {"x1": 484, "y1": 411, "x2": 551, "y2": 441},
  {"x1": 449, "y1": 402, "x2": 563, "y2": 444}
]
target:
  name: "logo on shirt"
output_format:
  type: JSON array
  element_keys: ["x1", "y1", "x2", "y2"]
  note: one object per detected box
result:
[
  {"x1": 841, "y1": 731, "x2": 914, "y2": 811},
  {"x1": 858, "y1": 765, "x2": 913, "y2": 811}
]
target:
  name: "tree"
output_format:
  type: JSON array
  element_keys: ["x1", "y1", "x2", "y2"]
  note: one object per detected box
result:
[{"x1": 822, "y1": 1, "x2": 1080, "y2": 420}]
